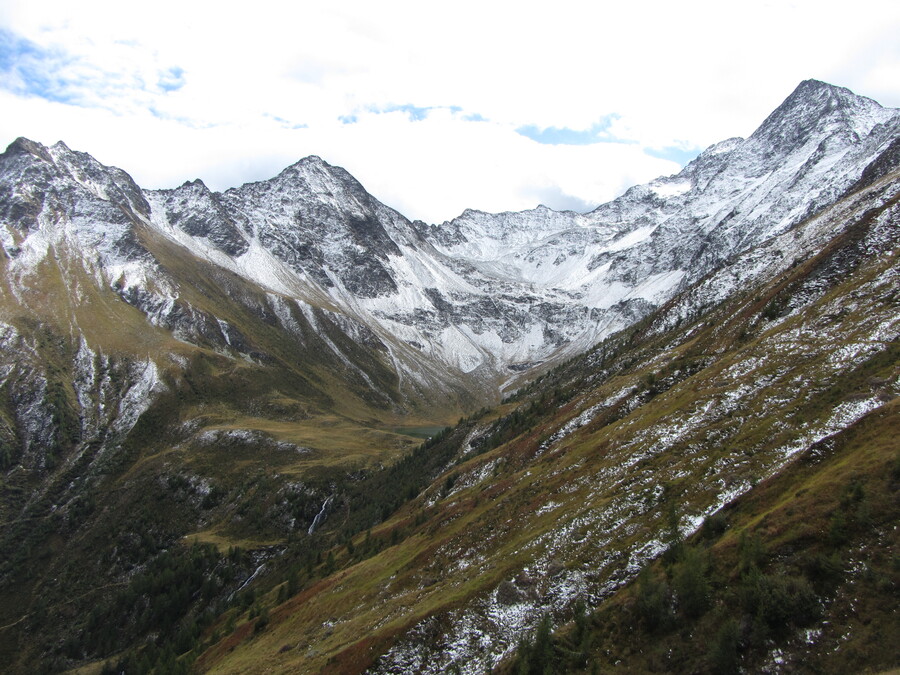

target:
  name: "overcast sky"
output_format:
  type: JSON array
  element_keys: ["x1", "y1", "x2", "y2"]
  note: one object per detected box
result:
[{"x1": 1, "y1": 1, "x2": 898, "y2": 223}]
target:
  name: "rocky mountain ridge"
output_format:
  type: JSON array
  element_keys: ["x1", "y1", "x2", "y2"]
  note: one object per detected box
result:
[
  {"x1": 3, "y1": 81, "x2": 896, "y2": 402},
  {"x1": 425, "y1": 80, "x2": 897, "y2": 300}
]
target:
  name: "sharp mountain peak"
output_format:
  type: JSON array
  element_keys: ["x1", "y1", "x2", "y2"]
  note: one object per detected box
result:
[
  {"x1": 750, "y1": 78, "x2": 893, "y2": 147},
  {"x1": 3, "y1": 136, "x2": 55, "y2": 164}
]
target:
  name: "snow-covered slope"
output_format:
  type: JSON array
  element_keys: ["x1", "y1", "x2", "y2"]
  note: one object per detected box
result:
[
  {"x1": 418, "y1": 81, "x2": 898, "y2": 361},
  {"x1": 140, "y1": 80, "x2": 897, "y2": 387},
  {"x1": 0, "y1": 80, "x2": 896, "y2": 405}
]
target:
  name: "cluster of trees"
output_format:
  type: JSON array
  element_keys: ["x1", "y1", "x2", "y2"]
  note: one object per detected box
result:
[
  {"x1": 319, "y1": 422, "x2": 460, "y2": 539},
  {"x1": 503, "y1": 523, "x2": 824, "y2": 675},
  {"x1": 479, "y1": 388, "x2": 573, "y2": 453},
  {"x1": 71, "y1": 542, "x2": 252, "y2": 670},
  {"x1": 504, "y1": 471, "x2": 885, "y2": 674},
  {"x1": 511, "y1": 601, "x2": 595, "y2": 675}
]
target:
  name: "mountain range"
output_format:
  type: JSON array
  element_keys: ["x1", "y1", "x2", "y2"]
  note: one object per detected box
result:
[{"x1": 0, "y1": 79, "x2": 897, "y2": 673}]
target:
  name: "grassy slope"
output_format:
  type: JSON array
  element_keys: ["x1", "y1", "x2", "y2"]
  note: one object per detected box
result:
[
  {"x1": 195, "y1": 178, "x2": 899, "y2": 674},
  {"x1": 504, "y1": 399, "x2": 899, "y2": 673}
]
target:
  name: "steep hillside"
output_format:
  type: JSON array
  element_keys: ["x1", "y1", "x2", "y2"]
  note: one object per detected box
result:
[{"x1": 195, "y1": 164, "x2": 898, "y2": 673}]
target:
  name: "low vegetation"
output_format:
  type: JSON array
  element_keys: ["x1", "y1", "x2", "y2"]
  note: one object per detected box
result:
[{"x1": 505, "y1": 399, "x2": 899, "y2": 673}]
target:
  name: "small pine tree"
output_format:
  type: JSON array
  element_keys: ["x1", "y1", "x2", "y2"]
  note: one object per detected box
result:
[
  {"x1": 708, "y1": 617, "x2": 740, "y2": 674},
  {"x1": 287, "y1": 566, "x2": 299, "y2": 596},
  {"x1": 636, "y1": 567, "x2": 671, "y2": 631},
  {"x1": 572, "y1": 599, "x2": 591, "y2": 666},
  {"x1": 738, "y1": 531, "x2": 765, "y2": 573},
  {"x1": 530, "y1": 613, "x2": 555, "y2": 674},
  {"x1": 662, "y1": 498, "x2": 683, "y2": 565},
  {"x1": 514, "y1": 635, "x2": 532, "y2": 675},
  {"x1": 254, "y1": 607, "x2": 269, "y2": 633},
  {"x1": 674, "y1": 546, "x2": 710, "y2": 618}
]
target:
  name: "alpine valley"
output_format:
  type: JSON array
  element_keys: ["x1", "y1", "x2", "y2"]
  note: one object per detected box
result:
[{"x1": 0, "y1": 79, "x2": 897, "y2": 674}]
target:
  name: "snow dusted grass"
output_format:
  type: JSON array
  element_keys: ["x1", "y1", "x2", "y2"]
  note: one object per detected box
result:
[
  {"x1": 364, "y1": 303, "x2": 897, "y2": 672},
  {"x1": 368, "y1": 216, "x2": 896, "y2": 672},
  {"x1": 201, "y1": 177, "x2": 899, "y2": 674}
]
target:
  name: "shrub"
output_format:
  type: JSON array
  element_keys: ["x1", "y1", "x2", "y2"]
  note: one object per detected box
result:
[
  {"x1": 741, "y1": 571, "x2": 820, "y2": 636},
  {"x1": 513, "y1": 614, "x2": 557, "y2": 675},
  {"x1": 708, "y1": 617, "x2": 741, "y2": 674},
  {"x1": 804, "y1": 551, "x2": 844, "y2": 588},
  {"x1": 738, "y1": 532, "x2": 766, "y2": 573},
  {"x1": 674, "y1": 546, "x2": 710, "y2": 618},
  {"x1": 636, "y1": 568, "x2": 672, "y2": 631},
  {"x1": 702, "y1": 511, "x2": 728, "y2": 539},
  {"x1": 254, "y1": 607, "x2": 269, "y2": 633}
]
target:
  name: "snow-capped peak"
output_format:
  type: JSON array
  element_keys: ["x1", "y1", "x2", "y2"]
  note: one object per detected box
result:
[{"x1": 1, "y1": 80, "x2": 895, "y2": 393}]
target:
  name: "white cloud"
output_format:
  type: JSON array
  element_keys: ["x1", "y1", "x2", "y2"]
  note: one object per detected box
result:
[
  {"x1": 0, "y1": 0, "x2": 898, "y2": 223},
  {"x1": 299, "y1": 109, "x2": 682, "y2": 221}
]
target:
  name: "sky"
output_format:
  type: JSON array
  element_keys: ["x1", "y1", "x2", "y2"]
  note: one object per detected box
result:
[{"x1": 0, "y1": 1, "x2": 898, "y2": 224}]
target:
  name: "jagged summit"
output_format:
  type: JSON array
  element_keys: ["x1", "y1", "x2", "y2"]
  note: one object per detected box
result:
[
  {"x1": 781, "y1": 78, "x2": 884, "y2": 115},
  {"x1": 237, "y1": 152, "x2": 381, "y2": 217},
  {"x1": 274, "y1": 154, "x2": 337, "y2": 182},
  {"x1": 293, "y1": 154, "x2": 328, "y2": 167},
  {"x1": 750, "y1": 78, "x2": 893, "y2": 150},
  {"x1": 179, "y1": 177, "x2": 209, "y2": 189},
  {"x1": 276, "y1": 153, "x2": 351, "y2": 181},
  {"x1": 3, "y1": 136, "x2": 55, "y2": 163}
]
